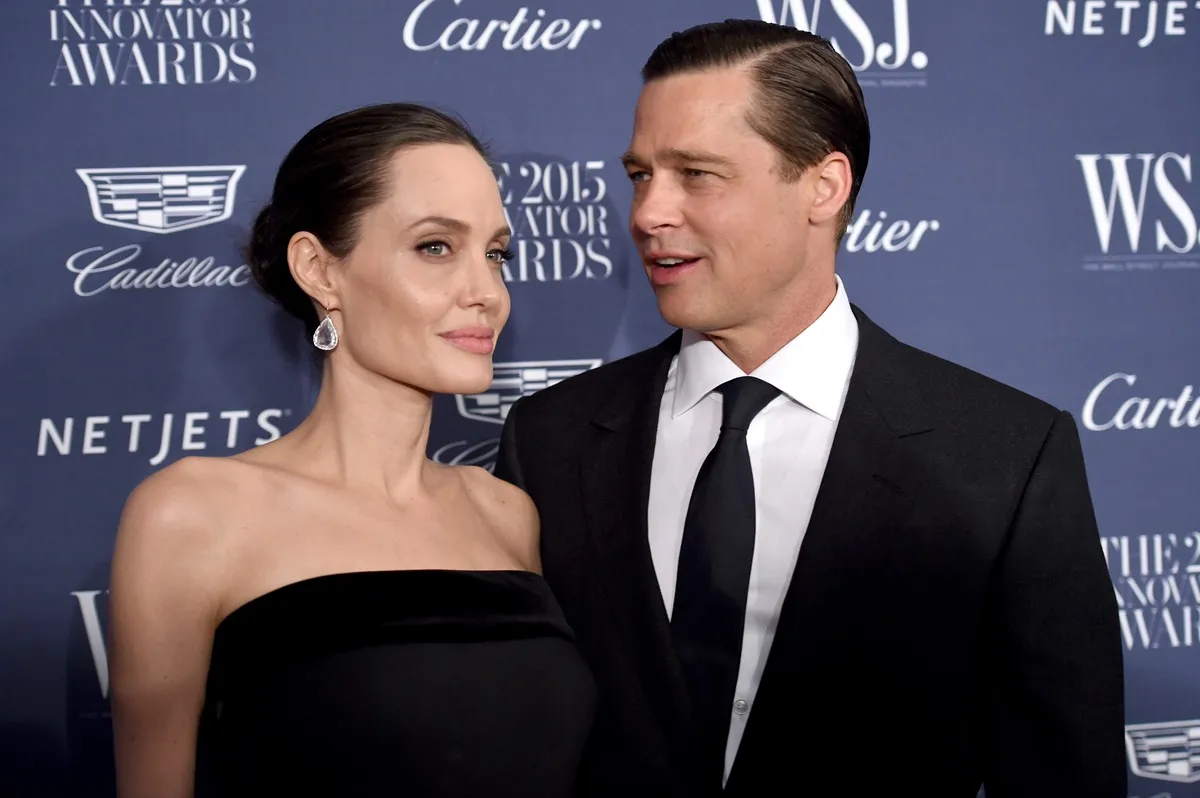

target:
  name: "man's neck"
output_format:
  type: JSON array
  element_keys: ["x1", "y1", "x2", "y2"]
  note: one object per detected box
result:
[{"x1": 705, "y1": 274, "x2": 839, "y2": 374}]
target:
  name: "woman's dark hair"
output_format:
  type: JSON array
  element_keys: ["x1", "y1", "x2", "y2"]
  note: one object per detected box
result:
[{"x1": 245, "y1": 102, "x2": 490, "y2": 334}]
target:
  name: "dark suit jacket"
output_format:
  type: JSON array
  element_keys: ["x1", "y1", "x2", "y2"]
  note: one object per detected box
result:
[{"x1": 493, "y1": 304, "x2": 1126, "y2": 797}]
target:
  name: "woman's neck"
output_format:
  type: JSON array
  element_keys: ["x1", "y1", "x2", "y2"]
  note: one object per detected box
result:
[{"x1": 285, "y1": 356, "x2": 436, "y2": 499}]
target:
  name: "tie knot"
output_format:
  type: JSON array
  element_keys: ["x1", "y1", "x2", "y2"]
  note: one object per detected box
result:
[{"x1": 718, "y1": 377, "x2": 781, "y2": 432}]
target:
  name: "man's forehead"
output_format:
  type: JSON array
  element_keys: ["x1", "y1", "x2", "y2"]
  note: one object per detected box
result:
[
  {"x1": 628, "y1": 92, "x2": 758, "y2": 159},
  {"x1": 637, "y1": 71, "x2": 751, "y2": 113}
]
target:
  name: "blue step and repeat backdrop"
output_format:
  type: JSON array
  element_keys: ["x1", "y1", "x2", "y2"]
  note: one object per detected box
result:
[{"x1": 1, "y1": 1, "x2": 1197, "y2": 795}]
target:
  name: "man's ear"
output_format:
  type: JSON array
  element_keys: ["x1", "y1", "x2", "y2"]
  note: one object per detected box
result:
[
  {"x1": 807, "y1": 151, "x2": 853, "y2": 228},
  {"x1": 288, "y1": 231, "x2": 340, "y2": 312}
]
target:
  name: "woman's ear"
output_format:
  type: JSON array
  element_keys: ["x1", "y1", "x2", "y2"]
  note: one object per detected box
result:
[{"x1": 287, "y1": 231, "x2": 340, "y2": 311}]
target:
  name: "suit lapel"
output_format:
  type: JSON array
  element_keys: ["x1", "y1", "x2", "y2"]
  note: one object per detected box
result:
[
  {"x1": 726, "y1": 305, "x2": 936, "y2": 789},
  {"x1": 578, "y1": 331, "x2": 696, "y2": 776}
]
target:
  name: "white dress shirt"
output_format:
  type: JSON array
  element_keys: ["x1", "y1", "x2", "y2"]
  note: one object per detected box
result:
[{"x1": 647, "y1": 274, "x2": 859, "y2": 784}]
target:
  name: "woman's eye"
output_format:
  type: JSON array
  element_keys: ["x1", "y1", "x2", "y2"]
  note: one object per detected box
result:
[
  {"x1": 488, "y1": 247, "x2": 515, "y2": 264},
  {"x1": 418, "y1": 241, "x2": 450, "y2": 256}
]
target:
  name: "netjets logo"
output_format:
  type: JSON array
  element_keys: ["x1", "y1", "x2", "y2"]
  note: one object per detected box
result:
[
  {"x1": 1126, "y1": 719, "x2": 1200, "y2": 783},
  {"x1": 77, "y1": 165, "x2": 246, "y2": 235},
  {"x1": 455, "y1": 359, "x2": 601, "y2": 424},
  {"x1": 1044, "y1": 0, "x2": 1198, "y2": 48}
]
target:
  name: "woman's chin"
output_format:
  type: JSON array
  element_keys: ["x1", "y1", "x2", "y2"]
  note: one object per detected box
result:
[{"x1": 429, "y1": 363, "x2": 496, "y2": 398}]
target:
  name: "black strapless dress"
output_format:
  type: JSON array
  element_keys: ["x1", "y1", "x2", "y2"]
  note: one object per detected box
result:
[{"x1": 194, "y1": 569, "x2": 597, "y2": 797}]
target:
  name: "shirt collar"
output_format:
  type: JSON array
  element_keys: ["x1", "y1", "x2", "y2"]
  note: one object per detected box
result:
[{"x1": 672, "y1": 273, "x2": 859, "y2": 422}]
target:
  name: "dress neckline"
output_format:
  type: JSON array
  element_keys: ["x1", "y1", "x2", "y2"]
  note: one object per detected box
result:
[{"x1": 216, "y1": 569, "x2": 547, "y2": 633}]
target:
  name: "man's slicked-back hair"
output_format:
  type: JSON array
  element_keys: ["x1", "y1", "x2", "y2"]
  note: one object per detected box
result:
[{"x1": 641, "y1": 19, "x2": 870, "y2": 238}]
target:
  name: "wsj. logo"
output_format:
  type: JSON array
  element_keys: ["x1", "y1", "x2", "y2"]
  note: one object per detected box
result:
[
  {"x1": 433, "y1": 359, "x2": 602, "y2": 471},
  {"x1": 403, "y1": 0, "x2": 601, "y2": 52},
  {"x1": 72, "y1": 589, "x2": 110, "y2": 702},
  {"x1": 77, "y1": 166, "x2": 245, "y2": 235},
  {"x1": 1076, "y1": 153, "x2": 1199, "y2": 271},
  {"x1": 1045, "y1": 1, "x2": 1196, "y2": 47},
  {"x1": 495, "y1": 159, "x2": 615, "y2": 282},
  {"x1": 68, "y1": 165, "x2": 252, "y2": 297},
  {"x1": 756, "y1": 0, "x2": 927, "y2": 86},
  {"x1": 1125, "y1": 719, "x2": 1200, "y2": 783},
  {"x1": 50, "y1": 0, "x2": 258, "y2": 87},
  {"x1": 1082, "y1": 373, "x2": 1200, "y2": 431},
  {"x1": 38, "y1": 408, "x2": 288, "y2": 466}
]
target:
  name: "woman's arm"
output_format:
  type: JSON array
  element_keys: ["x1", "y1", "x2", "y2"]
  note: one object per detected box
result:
[{"x1": 107, "y1": 463, "x2": 226, "y2": 798}]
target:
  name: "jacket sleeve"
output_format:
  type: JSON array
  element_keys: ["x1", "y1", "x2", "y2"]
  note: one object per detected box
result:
[{"x1": 980, "y1": 409, "x2": 1127, "y2": 796}]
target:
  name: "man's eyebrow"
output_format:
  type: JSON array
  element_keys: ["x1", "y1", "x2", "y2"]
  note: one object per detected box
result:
[
  {"x1": 619, "y1": 149, "x2": 736, "y2": 169},
  {"x1": 663, "y1": 148, "x2": 736, "y2": 167}
]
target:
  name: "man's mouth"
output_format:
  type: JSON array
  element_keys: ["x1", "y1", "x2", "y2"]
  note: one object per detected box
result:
[
  {"x1": 645, "y1": 254, "x2": 702, "y2": 285},
  {"x1": 648, "y1": 256, "x2": 700, "y2": 268}
]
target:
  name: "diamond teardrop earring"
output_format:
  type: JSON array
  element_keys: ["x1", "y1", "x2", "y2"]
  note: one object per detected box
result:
[{"x1": 312, "y1": 313, "x2": 339, "y2": 351}]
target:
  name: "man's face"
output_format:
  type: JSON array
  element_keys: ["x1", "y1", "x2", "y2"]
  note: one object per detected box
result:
[{"x1": 622, "y1": 66, "x2": 820, "y2": 336}]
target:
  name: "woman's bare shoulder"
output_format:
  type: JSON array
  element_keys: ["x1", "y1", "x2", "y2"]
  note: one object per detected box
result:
[
  {"x1": 120, "y1": 456, "x2": 250, "y2": 529},
  {"x1": 455, "y1": 466, "x2": 541, "y2": 571},
  {"x1": 112, "y1": 455, "x2": 265, "y2": 582}
]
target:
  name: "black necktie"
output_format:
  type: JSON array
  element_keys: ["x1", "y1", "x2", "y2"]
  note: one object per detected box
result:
[{"x1": 671, "y1": 376, "x2": 781, "y2": 787}]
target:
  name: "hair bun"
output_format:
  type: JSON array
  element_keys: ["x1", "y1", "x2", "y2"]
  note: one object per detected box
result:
[
  {"x1": 246, "y1": 202, "x2": 278, "y2": 288},
  {"x1": 244, "y1": 201, "x2": 316, "y2": 331}
]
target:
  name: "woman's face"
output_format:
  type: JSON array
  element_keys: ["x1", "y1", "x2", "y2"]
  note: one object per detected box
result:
[{"x1": 326, "y1": 142, "x2": 512, "y2": 396}]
